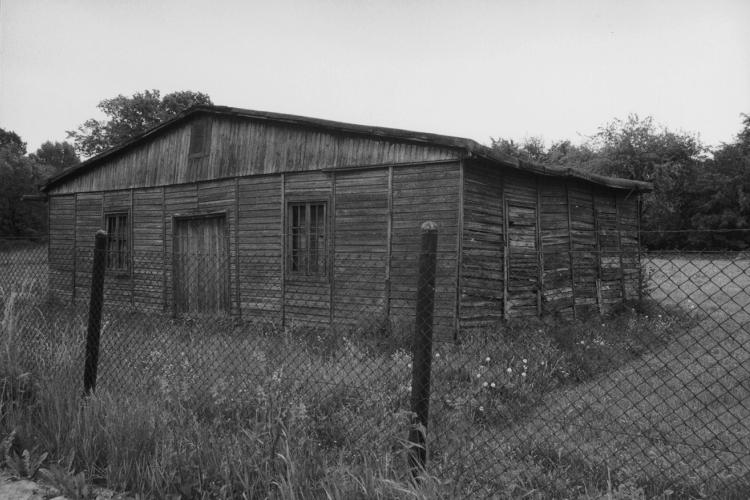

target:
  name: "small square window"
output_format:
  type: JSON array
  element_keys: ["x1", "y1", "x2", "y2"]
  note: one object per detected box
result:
[
  {"x1": 105, "y1": 213, "x2": 129, "y2": 272},
  {"x1": 288, "y1": 202, "x2": 327, "y2": 276}
]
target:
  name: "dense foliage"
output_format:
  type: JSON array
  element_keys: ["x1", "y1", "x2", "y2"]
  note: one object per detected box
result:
[
  {"x1": 67, "y1": 89, "x2": 212, "y2": 157},
  {"x1": 493, "y1": 113, "x2": 750, "y2": 250},
  {"x1": 0, "y1": 131, "x2": 78, "y2": 237}
]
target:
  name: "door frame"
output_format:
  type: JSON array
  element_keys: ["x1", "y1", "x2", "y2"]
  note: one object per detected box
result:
[{"x1": 171, "y1": 210, "x2": 231, "y2": 315}]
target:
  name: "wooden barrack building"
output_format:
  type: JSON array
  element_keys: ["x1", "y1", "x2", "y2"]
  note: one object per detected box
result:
[{"x1": 42, "y1": 106, "x2": 651, "y2": 337}]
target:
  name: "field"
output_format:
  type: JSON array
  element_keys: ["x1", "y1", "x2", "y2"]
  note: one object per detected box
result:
[{"x1": 2, "y1": 246, "x2": 750, "y2": 498}]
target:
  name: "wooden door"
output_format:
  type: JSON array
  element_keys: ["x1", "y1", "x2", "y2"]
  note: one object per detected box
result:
[
  {"x1": 504, "y1": 203, "x2": 539, "y2": 317},
  {"x1": 173, "y1": 214, "x2": 229, "y2": 314}
]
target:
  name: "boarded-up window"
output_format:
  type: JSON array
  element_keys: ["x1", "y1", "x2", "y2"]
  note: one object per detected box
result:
[
  {"x1": 188, "y1": 119, "x2": 211, "y2": 158},
  {"x1": 105, "y1": 213, "x2": 129, "y2": 272},
  {"x1": 288, "y1": 202, "x2": 327, "y2": 276}
]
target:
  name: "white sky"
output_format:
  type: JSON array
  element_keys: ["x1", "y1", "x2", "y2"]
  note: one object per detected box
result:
[{"x1": 1, "y1": 0, "x2": 749, "y2": 154}]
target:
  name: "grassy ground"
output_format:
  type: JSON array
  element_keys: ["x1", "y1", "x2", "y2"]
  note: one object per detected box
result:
[{"x1": 2, "y1": 246, "x2": 750, "y2": 498}]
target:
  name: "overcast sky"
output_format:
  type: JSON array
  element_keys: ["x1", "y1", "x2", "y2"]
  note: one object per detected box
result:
[{"x1": 1, "y1": 0, "x2": 749, "y2": 154}]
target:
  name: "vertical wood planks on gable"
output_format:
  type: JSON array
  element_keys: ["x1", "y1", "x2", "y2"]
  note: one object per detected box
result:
[
  {"x1": 390, "y1": 162, "x2": 460, "y2": 340},
  {"x1": 48, "y1": 195, "x2": 75, "y2": 301},
  {"x1": 539, "y1": 179, "x2": 574, "y2": 317},
  {"x1": 283, "y1": 171, "x2": 332, "y2": 326},
  {"x1": 237, "y1": 175, "x2": 282, "y2": 323},
  {"x1": 74, "y1": 192, "x2": 103, "y2": 302},
  {"x1": 132, "y1": 188, "x2": 164, "y2": 312},
  {"x1": 567, "y1": 181, "x2": 598, "y2": 316},
  {"x1": 333, "y1": 168, "x2": 389, "y2": 331},
  {"x1": 460, "y1": 162, "x2": 503, "y2": 329}
]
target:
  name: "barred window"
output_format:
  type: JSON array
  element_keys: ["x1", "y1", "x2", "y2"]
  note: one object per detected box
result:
[
  {"x1": 105, "y1": 213, "x2": 129, "y2": 272},
  {"x1": 288, "y1": 202, "x2": 327, "y2": 276}
]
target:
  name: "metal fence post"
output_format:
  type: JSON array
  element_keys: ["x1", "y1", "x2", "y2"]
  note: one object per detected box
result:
[
  {"x1": 408, "y1": 221, "x2": 438, "y2": 477},
  {"x1": 83, "y1": 230, "x2": 107, "y2": 395}
]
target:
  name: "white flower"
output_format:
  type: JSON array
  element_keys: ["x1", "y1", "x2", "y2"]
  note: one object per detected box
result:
[
  {"x1": 476, "y1": 373, "x2": 481, "y2": 378},
  {"x1": 479, "y1": 406, "x2": 484, "y2": 412},
  {"x1": 490, "y1": 382, "x2": 496, "y2": 388},
  {"x1": 521, "y1": 372, "x2": 527, "y2": 377},
  {"x1": 522, "y1": 358, "x2": 527, "y2": 364},
  {"x1": 485, "y1": 356, "x2": 491, "y2": 363},
  {"x1": 482, "y1": 381, "x2": 488, "y2": 388},
  {"x1": 435, "y1": 352, "x2": 440, "y2": 358},
  {"x1": 506, "y1": 367, "x2": 512, "y2": 374},
  {"x1": 407, "y1": 363, "x2": 412, "y2": 369}
]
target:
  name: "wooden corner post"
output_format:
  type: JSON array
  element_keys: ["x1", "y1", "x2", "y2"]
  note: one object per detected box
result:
[
  {"x1": 408, "y1": 221, "x2": 438, "y2": 477},
  {"x1": 84, "y1": 230, "x2": 107, "y2": 395}
]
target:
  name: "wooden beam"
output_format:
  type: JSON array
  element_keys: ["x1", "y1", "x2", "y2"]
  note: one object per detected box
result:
[
  {"x1": 129, "y1": 188, "x2": 135, "y2": 308},
  {"x1": 502, "y1": 175, "x2": 509, "y2": 319},
  {"x1": 454, "y1": 160, "x2": 464, "y2": 339},
  {"x1": 161, "y1": 187, "x2": 167, "y2": 312},
  {"x1": 72, "y1": 193, "x2": 78, "y2": 304},
  {"x1": 615, "y1": 193, "x2": 626, "y2": 303},
  {"x1": 329, "y1": 171, "x2": 336, "y2": 328},
  {"x1": 536, "y1": 177, "x2": 543, "y2": 317},
  {"x1": 234, "y1": 177, "x2": 241, "y2": 317},
  {"x1": 280, "y1": 173, "x2": 286, "y2": 328},
  {"x1": 385, "y1": 166, "x2": 393, "y2": 333},
  {"x1": 565, "y1": 183, "x2": 576, "y2": 319}
]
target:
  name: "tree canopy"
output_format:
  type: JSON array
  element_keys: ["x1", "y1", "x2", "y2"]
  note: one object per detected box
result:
[
  {"x1": 30, "y1": 141, "x2": 80, "y2": 171},
  {"x1": 492, "y1": 113, "x2": 750, "y2": 250},
  {"x1": 67, "y1": 89, "x2": 212, "y2": 157}
]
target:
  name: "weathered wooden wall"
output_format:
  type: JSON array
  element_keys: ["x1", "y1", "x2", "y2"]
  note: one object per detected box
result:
[
  {"x1": 460, "y1": 162, "x2": 503, "y2": 329},
  {"x1": 48, "y1": 116, "x2": 461, "y2": 195},
  {"x1": 459, "y1": 161, "x2": 642, "y2": 329},
  {"x1": 48, "y1": 195, "x2": 75, "y2": 300}
]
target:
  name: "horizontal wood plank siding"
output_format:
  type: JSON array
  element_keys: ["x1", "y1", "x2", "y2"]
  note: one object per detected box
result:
[
  {"x1": 237, "y1": 176, "x2": 282, "y2": 321},
  {"x1": 504, "y1": 172, "x2": 539, "y2": 317},
  {"x1": 48, "y1": 116, "x2": 461, "y2": 195},
  {"x1": 539, "y1": 179, "x2": 574, "y2": 316},
  {"x1": 460, "y1": 162, "x2": 503, "y2": 329},
  {"x1": 132, "y1": 188, "x2": 165, "y2": 311},
  {"x1": 390, "y1": 162, "x2": 460, "y2": 340},
  {"x1": 48, "y1": 195, "x2": 75, "y2": 300},
  {"x1": 333, "y1": 168, "x2": 389, "y2": 330},
  {"x1": 283, "y1": 172, "x2": 332, "y2": 326},
  {"x1": 568, "y1": 182, "x2": 598, "y2": 315}
]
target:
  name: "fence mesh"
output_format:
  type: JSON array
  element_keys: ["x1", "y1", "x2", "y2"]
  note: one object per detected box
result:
[{"x1": 2, "y1": 235, "x2": 750, "y2": 497}]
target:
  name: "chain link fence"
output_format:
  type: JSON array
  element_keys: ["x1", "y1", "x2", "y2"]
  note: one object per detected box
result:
[{"x1": 2, "y1": 233, "x2": 750, "y2": 497}]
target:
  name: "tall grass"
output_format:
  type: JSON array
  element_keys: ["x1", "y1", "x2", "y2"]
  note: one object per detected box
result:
[{"x1": 2, "y1": 267, "x2": 745, "y2": 498}]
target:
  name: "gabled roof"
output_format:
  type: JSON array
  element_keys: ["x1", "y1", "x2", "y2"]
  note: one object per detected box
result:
[{"x1": 42, "y1": 105, "x2": 652, "y2": 193}]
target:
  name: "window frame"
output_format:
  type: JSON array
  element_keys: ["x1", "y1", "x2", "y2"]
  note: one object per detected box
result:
[
  {"x1": 104, "y1": 211, "x2": 130, "y2": 275},
  {"x1": 188, "y1": 118, "x2": 212, "y2": 160},
  {"x1": 286, "y1": 199, "x2": 329, "y2": 280}
]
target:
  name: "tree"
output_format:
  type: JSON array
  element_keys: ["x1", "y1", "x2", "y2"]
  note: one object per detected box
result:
[
  {"x1": 67, "y1": 89, "x2": 212, "y2": 157},
  {"x1": 30, "y1": 141, "x2": 80, "y2": 171},
  {"x1": 0, "y1": 129, "x2": 48, "y2": 237}
]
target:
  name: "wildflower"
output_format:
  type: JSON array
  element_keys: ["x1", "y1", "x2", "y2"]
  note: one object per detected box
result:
[
  {"x1": 477, "y1": 373, "x2": 481, "y2": 378},
  {"x1": 407, "y1": 363, "x2": 412, "y2": 369},
  {"x1": 522, "y1": 372, "x2": 527, "y2": 378},
  {"x1": 485, "y1": 356, "x2": 491, "y2": 363},
  {"x1": 479, "y1": 406, "x2": 484, "y2": 412},
  {"x1": 482, "y1": 381, "x2": 488, "y2": 388},
  {"x1": 490, "y1": 382, "x2": 496, "y2": 388},
  {"x1": 522, "y1": 358, "x2": 527, "y2": 364},
  {"x1": 580, "y1": 340, "x2": 585, "y2": 345},
  {"x1": 435, "y1": 352, "x2": 441, "y2": 359},
  {"x1": 506, "y1": 367, "x2": 512, "y2": 374}
]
